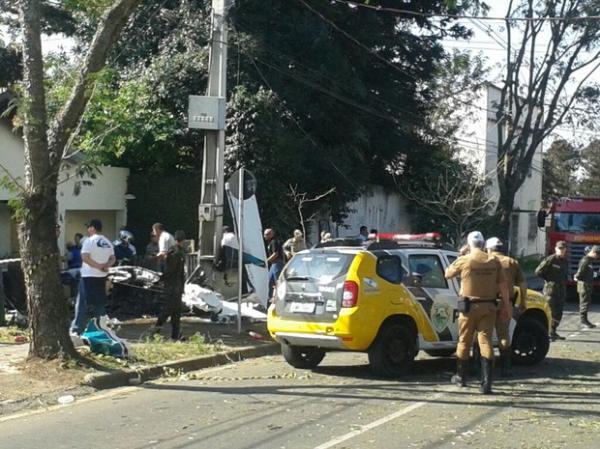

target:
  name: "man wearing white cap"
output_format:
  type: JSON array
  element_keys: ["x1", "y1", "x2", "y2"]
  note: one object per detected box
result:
[
  {"x1": 485, "y1": 236, "x2": 527, "y2": 377},
  {"x1": 445, "y1": 231, "x2": 511, "y2": 394}
]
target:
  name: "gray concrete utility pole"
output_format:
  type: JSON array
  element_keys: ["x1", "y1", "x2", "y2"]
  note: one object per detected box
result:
[{"x1": 192, "y1": 0, "x2": 234, "y2": 259}]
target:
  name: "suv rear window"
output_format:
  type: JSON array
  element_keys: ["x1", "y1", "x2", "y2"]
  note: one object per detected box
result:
[{"x1": 284, "y1": 253, "x2": 354, "y2": 283}]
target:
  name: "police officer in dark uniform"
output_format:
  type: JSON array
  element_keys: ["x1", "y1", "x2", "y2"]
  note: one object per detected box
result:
[
  {"x1": 535, "y1": 241, "x2": 569, "y2": 341},
  {"x1": 151, "y1": 230, "x2": 187, "y2": 340},
  {"x1": 445, "y1": 231, "x2": 511, "y2": 394},
  {"x1": 574, "y1": 245, "x2": 599, "y2": 330}
]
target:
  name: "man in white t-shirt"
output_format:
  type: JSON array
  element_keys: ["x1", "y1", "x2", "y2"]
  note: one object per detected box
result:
[
  {"x1": 152, "y1": 223, "x2": 175, "y2": 271},
  {"x1": 70, "y1": 219, "x2": 115, "y2": 335}
]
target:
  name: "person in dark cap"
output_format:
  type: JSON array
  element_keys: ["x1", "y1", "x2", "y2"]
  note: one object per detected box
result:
[
  {"x1": 70, "y1": 219, "x2": 115, "y2": 335},
  {"x1": 535, "y1": 241, "x2": 569, "y2": 341},
  {"x1": 574, "y1": 245, "x2": 599, "y2": 329},
  {"x1": 148, "y1": 230, "x2": 187, "y2": 340}
]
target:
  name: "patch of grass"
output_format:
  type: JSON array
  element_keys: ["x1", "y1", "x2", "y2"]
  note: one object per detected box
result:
[
  {"x1": 0, "y1": 326, "x2": 28, "y2": 344},
  {"x1": 132, "y1": 333, "x2": 214, "y2": 365}
]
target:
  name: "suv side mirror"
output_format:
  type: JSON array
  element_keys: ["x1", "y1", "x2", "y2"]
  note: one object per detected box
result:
[{"x1": 410, "y1": 272, "x2": 424, "y2": 286}]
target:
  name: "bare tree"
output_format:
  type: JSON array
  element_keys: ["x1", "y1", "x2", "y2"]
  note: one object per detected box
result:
[
  {"x1": 17, "y1": 0, "x2": 141, "y2": 359},
  {"x1": 288, "y1": 185, "x2": 335, "y2": 245},
  {"x1": 402, "y1": 167, "x2": 495, "y2": 245},
  {"x1": 495, "y1": 0, "x2": 600, "y2": 239}
]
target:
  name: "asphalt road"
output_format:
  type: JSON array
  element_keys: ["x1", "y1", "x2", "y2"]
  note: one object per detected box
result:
[{"x1": 1, "y1": 303, "x2": 599, "y2": 449}]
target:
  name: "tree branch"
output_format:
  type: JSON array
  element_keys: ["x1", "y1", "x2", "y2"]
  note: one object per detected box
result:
[{"x1": 47, "y1": 0, "x2": 142, "y2": 169}]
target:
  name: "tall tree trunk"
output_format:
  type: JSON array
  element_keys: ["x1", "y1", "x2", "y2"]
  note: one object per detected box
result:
[
  {"x1": 497, "y1": 182, "x2": 517, "y2": 253},
  {"x1": 18, "y1": 0, "x2": 77, "y2": 358},
  {"x1": 19, "y1": 189, "x2": 75, "y2": 358}
]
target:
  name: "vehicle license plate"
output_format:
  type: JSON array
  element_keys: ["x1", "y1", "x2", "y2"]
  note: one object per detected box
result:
[{"x1": 290, "y1": 302, "x2": 315, "y2": 313}]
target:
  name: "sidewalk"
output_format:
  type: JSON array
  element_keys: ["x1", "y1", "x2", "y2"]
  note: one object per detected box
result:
[{"x1": 0, "y1": 317, "x2": 276, "y2": 416}]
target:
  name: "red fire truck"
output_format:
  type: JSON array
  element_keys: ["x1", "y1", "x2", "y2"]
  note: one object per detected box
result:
[{"x1": 540, "y1": 197, "x2": 600, "y2": 285}]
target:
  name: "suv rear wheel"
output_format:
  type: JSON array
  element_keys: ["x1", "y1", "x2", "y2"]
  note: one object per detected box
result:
[
  {"x1": 368, "y1": 323, "x2": 416, "y2": 377},
  {"x1": 511, "y1": 316, "x2": 550, "y2": 366},
  {"x1": 281, "y1": 343, "x2": 326, "y2": 369}
]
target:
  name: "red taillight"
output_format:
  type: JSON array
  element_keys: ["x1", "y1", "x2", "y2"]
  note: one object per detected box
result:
[{"x1": 342, "y1": 281, "x2": 359, "y2": 308}]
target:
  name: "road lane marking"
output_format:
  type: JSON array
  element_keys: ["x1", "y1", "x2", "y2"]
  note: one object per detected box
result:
[{"x1": 313, "y1": 392, "x2": 444, "y2": 449}]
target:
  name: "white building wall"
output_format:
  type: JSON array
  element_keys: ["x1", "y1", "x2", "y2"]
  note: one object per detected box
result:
[
  {"x1": 57, "y1": 166, "x2": 129, "y2": 249},
  {"x1": 0, "y1": 123, "x2": 129, "y2": 256},
  {"x1": 457, "y1": 85, "x2": 545, "y2": 257},
  {"x1": 309, "y1": 185, "x2": 411, "y2": 245}
]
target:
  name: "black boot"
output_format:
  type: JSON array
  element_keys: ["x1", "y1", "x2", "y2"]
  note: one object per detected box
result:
[
  {"x1": 451, "y1": 359, "x2": 468, "y2": 387},
  {"x1": 581, "y1": 313, "x2": 596, "y2": 329},
  {"x1": 499, "y1": 349, "x2": 512, "y2": 378},
  {"x1": 480, "y1": 357, "x2": 493, "y2": 394}
]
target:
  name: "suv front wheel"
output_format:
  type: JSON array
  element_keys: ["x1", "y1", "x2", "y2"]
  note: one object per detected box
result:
[
  {"x1": 281, "y1": 343, "x2": 326, "y2": 369},
  {"x1": 368, "y1": 323, "x2": 416, "y2": 377},
  {"x1": 511, "y1": 316, "x2": 550, "y2": 366}
]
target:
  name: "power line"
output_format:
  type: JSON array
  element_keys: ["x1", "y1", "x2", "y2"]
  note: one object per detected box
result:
[
  {"x1": 294, "y1": 0, "x2": 497, "y2": 116},
  {"x1": 331, "y1": 0, "x2": 600, "y2": 23},
  {"x1": 232, "y1": 20, "x2": 417, "y2": 119}
]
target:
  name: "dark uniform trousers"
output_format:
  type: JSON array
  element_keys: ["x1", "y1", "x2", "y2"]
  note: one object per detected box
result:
[
  {"x1": 156, "y1": 246, "x2": 185, "y2": 339},
  {"x1": 536, "y1": 255, "x2": 568, "y2": 331},
  {"x1": 457, "y1": 302, "x2": 497, "y2": 360},
  {"x1": 577, "y1": 281, "x2": 593, "y2": 319},
  {"x1": 545, "y1": 282, "x2": 566, "y2": 328},
  {"x1": 156, "y1": 282, "x2": 184, "y2": 339}
]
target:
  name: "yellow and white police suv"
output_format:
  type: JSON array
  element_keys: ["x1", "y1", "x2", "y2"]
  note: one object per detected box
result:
[{"x1": 267, "y1": 233, "x2": 551, "y2": 377}]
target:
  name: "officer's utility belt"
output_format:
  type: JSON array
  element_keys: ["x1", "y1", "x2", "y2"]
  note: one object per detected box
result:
[{"x1": 457, "y1": 297, "x2": 497, "y2": 314}]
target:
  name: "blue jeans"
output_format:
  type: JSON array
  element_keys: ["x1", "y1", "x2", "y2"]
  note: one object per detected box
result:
[
  {"x1": 70, "y1": 277, "x2": 107, "y2": 335},
  {"x1": 268, "y1": 262, "x2": 284, "y2": 302}
]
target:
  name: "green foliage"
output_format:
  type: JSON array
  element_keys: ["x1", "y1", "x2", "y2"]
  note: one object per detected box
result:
[
  {"x1": 579, "y1": 140, "x2": 600, "y2": 197},
  {"x1": 542, "y1": 139, "x2": 580, "y2": 202}
]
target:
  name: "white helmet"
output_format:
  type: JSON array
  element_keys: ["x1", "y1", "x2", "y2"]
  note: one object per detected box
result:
[
  {"x1": 119, "y1": 230, "x2": 134, "y2": 243},
  {"x1": 485, "y1": 237, "x2": 503, "y2": 250},
  {"x1": 467, "y1": 231, "x2": 485, "y2": 247}
]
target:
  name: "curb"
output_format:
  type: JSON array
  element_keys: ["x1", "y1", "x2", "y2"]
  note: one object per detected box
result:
[{"x1": 84, "y1": 342, "x2": 281, "y2": 390}]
